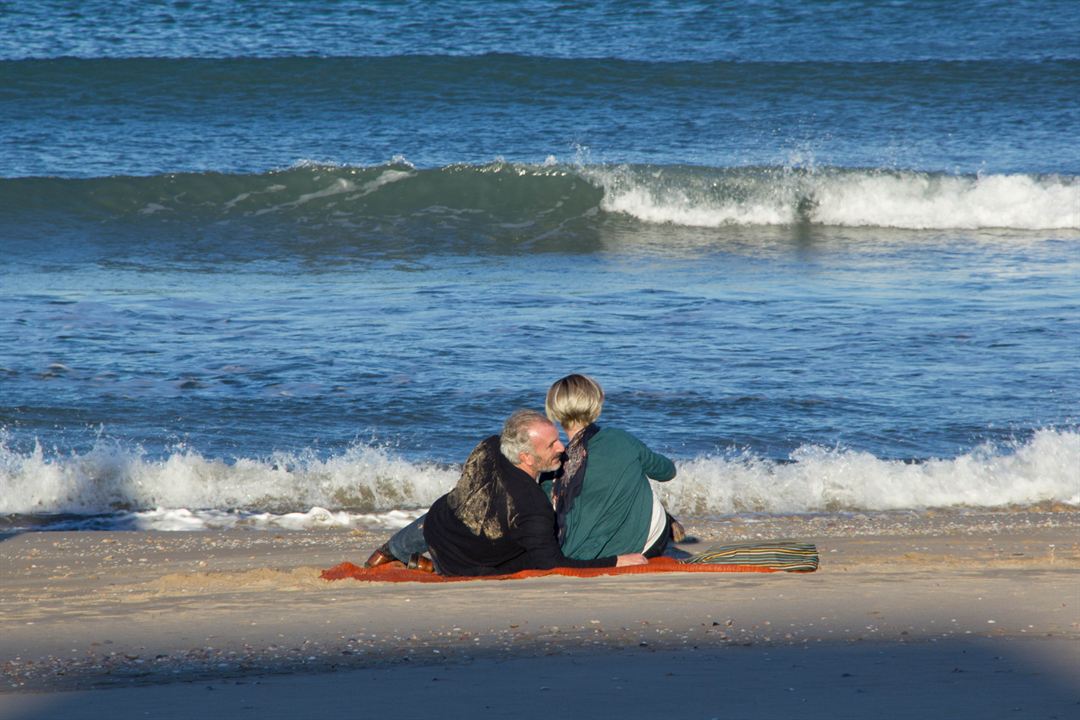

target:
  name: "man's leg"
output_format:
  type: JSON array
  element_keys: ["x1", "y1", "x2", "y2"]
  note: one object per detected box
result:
[
  {"x1": 365, "y1": 513, "x2": 429, "y2": 567},
  {"x1": 386, "y1": 513, "x2": 429, "y2": 562}
]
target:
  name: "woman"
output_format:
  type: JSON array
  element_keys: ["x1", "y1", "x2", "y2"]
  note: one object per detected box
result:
[{"x1": 545, "y1": 374, "x2": 680, "y2": 560}]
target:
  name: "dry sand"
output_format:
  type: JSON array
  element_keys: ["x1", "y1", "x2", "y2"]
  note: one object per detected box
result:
[{"x1": 1, "y1": 511, "x2": 1078, "y2": 719}]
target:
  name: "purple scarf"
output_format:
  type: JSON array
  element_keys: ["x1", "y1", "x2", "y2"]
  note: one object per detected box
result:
[{"x1": 551, "y1": 423, "x2": 600, "y2": 544}]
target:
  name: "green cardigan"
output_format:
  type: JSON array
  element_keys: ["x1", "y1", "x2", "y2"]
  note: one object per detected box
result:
[{"x1": 547, "y1": 427, "x2": 676, "y2": 560}]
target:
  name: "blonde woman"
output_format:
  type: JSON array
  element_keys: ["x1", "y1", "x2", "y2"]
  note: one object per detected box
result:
[{"x1": 544, "y1": 374, "x2": 680, "y2": 560}]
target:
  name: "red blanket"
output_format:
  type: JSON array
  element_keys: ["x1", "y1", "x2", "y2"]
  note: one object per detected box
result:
[{"x1": 321, "y1": 556, "x2": 777, "y2": 583}]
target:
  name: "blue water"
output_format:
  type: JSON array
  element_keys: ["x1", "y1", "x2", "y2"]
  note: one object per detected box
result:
[{"x1": 1, "y1": 1, "x2": 1078, "y2": 527}]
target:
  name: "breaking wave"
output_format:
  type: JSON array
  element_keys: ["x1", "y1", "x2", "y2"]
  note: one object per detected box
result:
[
  {"x1": 2, "y1": 429, "x2": 1076, "y2": 532},
  {"x1": 3, "y1": 162, "x2": 1076, "y2": 233},
  {"x1": 590, "y1": 165, "x2": 1080, "y2": 230}
]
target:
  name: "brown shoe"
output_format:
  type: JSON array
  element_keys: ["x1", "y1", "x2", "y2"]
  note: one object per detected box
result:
[
  {"x1": 407, "y1": 554, "x2": 435, "y2": 573},
  {"x1": 670, "y1": 519, "x2": 687, "y2": 543},
  {"x1": 364, "y1": 543, "x2": 396, "y2": 568}
]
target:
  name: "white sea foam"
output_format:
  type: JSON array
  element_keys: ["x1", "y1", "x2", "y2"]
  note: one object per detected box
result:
[
  {"x1": 657, "y1": 428, "x2": 1080, "y2": 514},
  {"x1": 590, "y1": 166, "x2": 1080, "y2": 230},
  {"x1": 2, "y1": 430, "x2": 1076, "y2": 531},
  {"x1": 349, "y1": 168, "x2": 414, "y2": 198},
  {"x1": 0, "y1": 438, "x2": 456, "y2": 518},
  {"x1": 123, "y1": 507, "x2": 425, "y2": 532}
]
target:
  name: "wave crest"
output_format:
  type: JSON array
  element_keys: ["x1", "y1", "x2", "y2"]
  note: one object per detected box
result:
[
  {"x1": 592, "y1": 165, "x2": 1080, "y2": 230},
  {"x1": 2, "y1": 430, "x2": 1076, "y2": 530},
  {"x1": 660, "y1": 429, "x2": 1079, "y2": 514},
  {"x1": 4, "y1": 163, "x2": 1076, "y2": 233},
  {"x1": 0, "y1": 438, "x2": 456, "y2": 517}
]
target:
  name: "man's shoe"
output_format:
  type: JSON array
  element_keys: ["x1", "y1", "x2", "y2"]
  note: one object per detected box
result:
[
  {"x1": 407, "y1": 554, "x2": 435, "y2": 573},
  {"x1": 364, "y1": 543, "x2": 396, "y2": 568}
]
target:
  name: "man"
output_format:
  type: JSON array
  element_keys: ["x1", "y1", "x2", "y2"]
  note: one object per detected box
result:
[{"x1": 365, "y1": 409, "x2": 648, "y2": 576}]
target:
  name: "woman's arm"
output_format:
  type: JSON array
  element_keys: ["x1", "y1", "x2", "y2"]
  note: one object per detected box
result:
[{"x1": 634, "y1": 436, "x2": 676, "y2": 482}]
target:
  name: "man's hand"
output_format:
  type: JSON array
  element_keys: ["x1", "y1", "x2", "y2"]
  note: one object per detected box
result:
[{"x1": 615, "y1": 553, "x2": 648, "y2": 567}]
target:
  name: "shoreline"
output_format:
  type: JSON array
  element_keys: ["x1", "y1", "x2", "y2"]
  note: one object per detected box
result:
[{"x1": 2, "y1": 511, "x2": 1078, "y2": 716}]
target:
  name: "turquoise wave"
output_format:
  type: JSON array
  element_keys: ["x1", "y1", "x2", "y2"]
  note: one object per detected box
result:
[{"x1": 2, "y1": 163, "x2": 1077, "y2": 232}]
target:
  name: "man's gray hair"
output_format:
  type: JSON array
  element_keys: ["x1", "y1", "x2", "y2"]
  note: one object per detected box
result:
[{"x1": 500, "y1": 409, "x2": 549, "y2": 464}]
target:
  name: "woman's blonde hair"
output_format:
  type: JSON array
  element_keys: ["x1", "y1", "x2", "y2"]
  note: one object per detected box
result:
[{"x1": 545, "y1": 374, "x2": 604, "y2": 428}]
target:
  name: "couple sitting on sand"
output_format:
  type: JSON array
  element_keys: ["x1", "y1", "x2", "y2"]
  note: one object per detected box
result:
[{"x1": 364, "y1": 374, "x2": 682, "y2": 576}]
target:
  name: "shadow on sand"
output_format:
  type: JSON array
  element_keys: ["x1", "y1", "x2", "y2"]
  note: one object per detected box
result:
[{"x1": 2, "y1": 636, "x2": 1077, "y2": 720}]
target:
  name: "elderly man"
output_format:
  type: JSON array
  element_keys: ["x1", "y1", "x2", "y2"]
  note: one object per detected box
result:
[{"x1": 365, "y1": 409, "x2": 648, "y2": 576}]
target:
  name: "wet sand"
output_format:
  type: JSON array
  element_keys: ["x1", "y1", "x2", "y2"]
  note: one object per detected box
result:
[{"x1": 1, "y1": 512, "x2": 1078, "y2": 719}]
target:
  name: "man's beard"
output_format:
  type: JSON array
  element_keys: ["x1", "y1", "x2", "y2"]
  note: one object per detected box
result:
[{"x1": 533, "y1": 453, "x2": 561, "y2": 473}]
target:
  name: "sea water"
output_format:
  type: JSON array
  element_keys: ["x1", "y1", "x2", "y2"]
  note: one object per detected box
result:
[{"x1": 1, "y1": 1, "x2": 1078, "y2": 533}]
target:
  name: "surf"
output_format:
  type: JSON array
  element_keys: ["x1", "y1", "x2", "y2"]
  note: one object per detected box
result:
[
  {"x1": 3, "y1": 163, "x2": 1077, "y2": 236},
  {"x1": 2, "y1": 429, "x2": 1076, "y2": 533}
]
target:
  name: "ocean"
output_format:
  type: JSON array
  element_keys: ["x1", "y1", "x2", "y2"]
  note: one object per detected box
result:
[{"x1": 1, "y1": 0, "x2": 1078, "y2": 534}]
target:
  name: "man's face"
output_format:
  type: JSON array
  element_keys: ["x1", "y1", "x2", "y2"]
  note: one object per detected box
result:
[{"x1": 528, "y1": 421, "x2": 566, "y2": 473}]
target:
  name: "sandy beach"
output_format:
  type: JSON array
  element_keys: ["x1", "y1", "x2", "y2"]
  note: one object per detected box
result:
[
  {"x1": 5, "y1": 2, "x2": 1079, "y2": 719},
  {"x1": 1, "y1": 511, "x2": 1077, "y2": 719}
]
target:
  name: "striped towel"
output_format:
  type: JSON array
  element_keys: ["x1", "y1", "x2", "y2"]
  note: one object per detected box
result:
[{"x1": 681, "y1": 540, "x2": 819, "y2": 572}]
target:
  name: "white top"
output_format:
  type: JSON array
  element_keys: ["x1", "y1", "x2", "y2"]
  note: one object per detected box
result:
[{"x1": 643, "y1": 487, "x2": 667, "y2": 553}]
